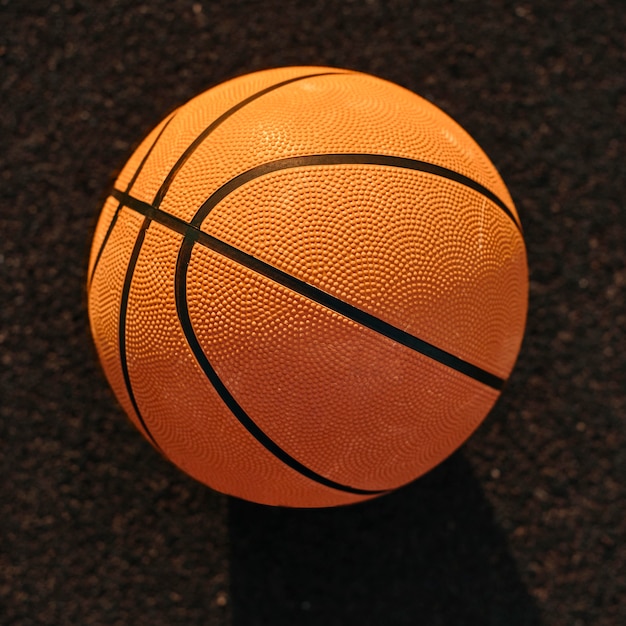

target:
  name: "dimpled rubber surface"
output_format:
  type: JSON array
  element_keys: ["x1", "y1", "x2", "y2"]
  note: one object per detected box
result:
[
  {"x1": 124, "y1": 68, "x2": 518, "y2": 223},
  {"x1": 203, "y1": 165, "x2": 527, "y2": 378},
  {"x1": 186, "y1": 245, "x2": 500, "y2": 491},
  {"x1": 87, "y1": 66, "x2": 528, "y2": 507},
  {"x1": 124, "y1": 223, "x2": 362, "y2": 507}
]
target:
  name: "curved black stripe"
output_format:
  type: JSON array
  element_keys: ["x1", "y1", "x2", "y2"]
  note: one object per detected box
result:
[
  {"x1": 174, "y1": 236, "x2": 387, "y2": 496},
  {"x1": 152, "y1": 72, "x2": 346, "y2": 209},
  {"x1": 112, "y1": 187, "x2": 505, "y2": 391},
  {"x1": 118, "y1": 218, "x2": 163, "y2": 451},
  {"x1": 190, "y1": 153, "x2": 521, "y2": 232},
  {"x1": 88, "y1": 111, "x2": 178, "y2": 289}
]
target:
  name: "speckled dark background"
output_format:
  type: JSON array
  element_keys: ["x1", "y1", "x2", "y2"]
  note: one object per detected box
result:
[{"x1": 1, "y1": 1, "x2": 624, "y2": 625}]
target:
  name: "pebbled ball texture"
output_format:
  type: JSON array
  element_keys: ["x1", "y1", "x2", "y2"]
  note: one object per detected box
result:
[{"x1": 87, "y1": 67, "x2": 528, "y2": 507}]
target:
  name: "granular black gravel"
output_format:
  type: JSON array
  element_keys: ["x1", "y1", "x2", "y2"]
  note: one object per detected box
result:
[{"x1": 1, "y1": 1, "x2": 624, "y2": 625}]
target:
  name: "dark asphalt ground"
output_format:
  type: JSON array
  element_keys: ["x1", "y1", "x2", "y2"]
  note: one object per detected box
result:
[{"x1": 1, "y1": 1, "x2": 624, "y2": 625}]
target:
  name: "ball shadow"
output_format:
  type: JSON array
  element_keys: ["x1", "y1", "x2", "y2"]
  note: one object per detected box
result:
[{"x1": 229, "y1": 452, "x2": 542, "y2": 626}]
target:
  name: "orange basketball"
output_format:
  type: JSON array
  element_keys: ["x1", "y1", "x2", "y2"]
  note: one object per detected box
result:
[{"x1": 88, "y1": 67, "x2": 528, "y2": 507}]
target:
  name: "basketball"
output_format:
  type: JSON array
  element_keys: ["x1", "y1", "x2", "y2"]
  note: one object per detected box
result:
[{"x1": 87, "y1": 67, "x2": 528, "y2": 507}]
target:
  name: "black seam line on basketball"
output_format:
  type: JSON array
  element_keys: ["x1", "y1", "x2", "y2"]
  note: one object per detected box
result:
[
  {"x1": 117, "y1": 217, "x2": 163, "y2": 453},
  {"x1": 190, "y1": 153, "x2": 521, "y2": 232},
  {"x1": 112, "y1": 187, "x2": 505, "y2": 391},
  {"x1": 151, "y1": 72, "x2": 348, "y2": 209},
  {"x1": 174, "y1": 236, "x2": 387, "y2": 497},
  {"x1": 87, "y1": 111, "x2": 178, "y2": 290}
]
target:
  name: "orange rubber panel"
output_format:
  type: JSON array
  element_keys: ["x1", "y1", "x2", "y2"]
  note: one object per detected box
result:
[
  {"x1": 123, "y1": 222, "x2": 377, "y2": 507},
  {"x1": 202, "y1": 164, "x2": 527, "y2": 379},
  {"x1": 125, "y1": 67, "x2": 518, "y2": 222},
  {"x1": 185, "y1": 243, "x2": 500, "y2": 492}
]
